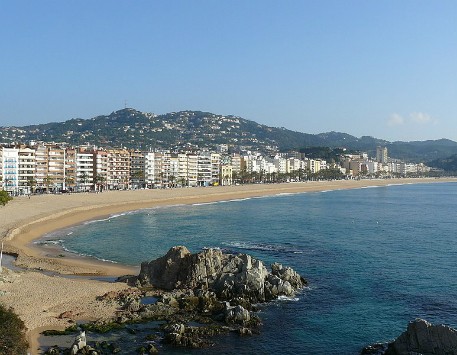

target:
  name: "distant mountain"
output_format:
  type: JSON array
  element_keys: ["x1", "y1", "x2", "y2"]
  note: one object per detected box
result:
[
  {"x1": 428, "y1": 154, "x2": 457, "y2": 172},
  {"x1": 1, "y1": 108, "x2": 457, "y2": 163}
]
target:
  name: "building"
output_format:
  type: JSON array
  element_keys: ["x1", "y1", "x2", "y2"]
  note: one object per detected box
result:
[
  {"x1": 220, "y1": 165, "x2": 233, "y2": 186},
  {"x1": 18, "y1": 147, "x2": 36, "y2": 194},
  {"x1": 76, "y1": 148, "x2": 95, "y2": 191},
  {"x1": 1, "y1": 147, "x2": 19, "y2": 194},
  {"x1": 130, "y1": 150, "x2": 145, "y2": 189},
  {"x1": 376, "y1": 146, "x2": 388, "y2": 164},
  {"x1": 107, "y1": 149, "x2": 130, "y2": 190}
]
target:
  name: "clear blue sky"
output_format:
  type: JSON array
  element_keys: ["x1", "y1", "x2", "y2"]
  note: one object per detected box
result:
[{"x1": 1, "y1": 1, "x2": 456, "y2": 142}]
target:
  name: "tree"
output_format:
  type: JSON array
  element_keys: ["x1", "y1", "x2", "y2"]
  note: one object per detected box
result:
[
  {"x1": 169, "y1": 175, "x2": 176, "y2": 188},
  {"x1": 26, "y1": 177, "x2": 37, "y2": 194},
  {"x1": 44, "y1": 175, "x2": 54, "y2": 193},
  {"x1": 79, "y1": 172, "x2": 89, "y2": 191},
  {"x1": 177, "y1": 177, "x2": 186, "y2": 187},
  {"x1": 65, "y1": 176, "x2": 75, "y2": 191},
  {"x1": 94, "y1": 174, "x2": 106, "y2": 192},
  {"x1": 131, "y1": 170, "x2": 144, "y2": 189},
  {"x1": 0, "y1": 190, "x2": 13, "y2": 206}
]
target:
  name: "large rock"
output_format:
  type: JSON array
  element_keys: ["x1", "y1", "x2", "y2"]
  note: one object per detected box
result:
[
  {"x1": 362, "y1": 319, "x2": 457, "y2": 355},
  {"x1": 389, "y1": 318, "x2": 457, "y2": 355},
  {"x1": 137, "y1": 246, "x2": 306, "y2": 303}
]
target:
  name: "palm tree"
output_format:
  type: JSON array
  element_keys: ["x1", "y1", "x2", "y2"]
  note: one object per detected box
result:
[
  {"x1": 94, "y1": 174, "x2": 106, "y2": 192},
  {"x1": 44, "y1": 175, "x2": 54, "y2": 193},
  {"x1": 177, "y1": 177, "x2": 186, "y2": 187},
  {"x1": 79, "y1": 172, "x2": 89, "y2": 191},
  {"x1": 26, "y1": 178, "x2": 37, "y2": 194},
  {"x1": 169, "y1": 175, "x2": 176, "y2": 188},
  {"x1": 132, "y1": 170, "x2": 144, "y2": 189},
  {"x1": 65, "y1": 176, "x2": 75, "y2": 191}
]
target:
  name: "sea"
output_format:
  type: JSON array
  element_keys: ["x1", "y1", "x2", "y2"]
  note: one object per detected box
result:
[{"x1": 37, "y1": 181, "x2": 457, "y2": 354}]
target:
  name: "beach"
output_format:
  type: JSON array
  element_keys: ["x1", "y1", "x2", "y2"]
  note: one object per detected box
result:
[{"x1": 1, "y1": 178, "x2": 456, "y2": 354}]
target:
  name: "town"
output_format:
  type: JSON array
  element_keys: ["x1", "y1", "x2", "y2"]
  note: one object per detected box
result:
[{"x1": 0, "y1": 142, "x2": 431, "y2": 195}]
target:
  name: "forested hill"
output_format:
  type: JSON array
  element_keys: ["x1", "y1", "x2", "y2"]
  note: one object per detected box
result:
[{"x1": 1, "y1": 108, "x2": 457, "y2": 163}]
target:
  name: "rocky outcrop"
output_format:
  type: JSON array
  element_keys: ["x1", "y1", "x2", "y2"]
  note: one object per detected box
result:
[
  {"x1": 389, "y1": 318, "x2": 457, "y2": 355},
  {"x1": 361, "y1": 319, "x2": 457, "y2": 355},
  {"x1": 137, "y1": 246, "x2": 306, "y2": 304},
  {"x1": 42, "y1": 247, "x2": 306, "y2": 353}
]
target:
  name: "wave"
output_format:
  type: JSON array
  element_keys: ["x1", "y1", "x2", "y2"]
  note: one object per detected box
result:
[
  {"x1": 34, "y1": 239, "x2": 64, "y2": 246},
  {"x1": 222, "y1": 241, "x2": 303, "y2": 255},
  {"x1": 192, "y1": 197, "x2": 253, "y2": 207},
  {"x1": 60, "y1": 245, "x2": 118, "y2": 264},
  {"x1": 277, "y1": 295, "x2": 300, "y2": 302}
]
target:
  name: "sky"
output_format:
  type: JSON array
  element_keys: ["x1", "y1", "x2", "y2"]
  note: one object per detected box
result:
[{"x1": 1, "y1": 1, "x2": 456, "y2": 142}]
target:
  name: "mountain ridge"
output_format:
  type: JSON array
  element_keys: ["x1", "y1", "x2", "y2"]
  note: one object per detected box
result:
[{"x1": 1, "y1": 108, "x2": 457, "y2": 163}]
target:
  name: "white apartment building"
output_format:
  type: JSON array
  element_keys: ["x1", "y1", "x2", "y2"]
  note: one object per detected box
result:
[
  {"x1": 76, "y1": 150, "x2": 94, "y2": 191},
  {"x1": 197, "y1": 152, "x2": 212, "y2": 186},
  {"x1": 18, "y1": 147, "x2": 36, "y2": 194},
  {"x1": 307, "y1": 159, "x2": 321, "y2": 174},
  {"x1": 187, "y1": 154, "x2": 198, "y2": 187},
  {"x1": 169, "y1": 156, "x2": 179, "y2": 186},
  {"x1": 144, "y1": 152, "x2": 162, "y2": 188},
  {"x1": 177, "y1": 153, "x2": 189, "y2": 186},
  {"x1": 286, "y1": 158, "x2": 302, "y2": 173},
  {"x1": 1, "y1": 147, "x2": 19, "y2": 194},
  {"x1": 211, "y1": 153, "x2": 221, "y2": 185},
  {"x1": 95, "y1": 150, "x2": 108, "y2": 191}
]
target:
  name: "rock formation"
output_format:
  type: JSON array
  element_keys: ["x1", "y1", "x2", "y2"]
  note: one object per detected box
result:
[
  {"x1": 43, "y1": 247, "x2": 307, "y2": 353},
  {"x1": 137, "y1": 246, "x2": 306, "y2": 303},
  {"x1": 361, "y1": 318, "x2": 457, "y2": 355}
]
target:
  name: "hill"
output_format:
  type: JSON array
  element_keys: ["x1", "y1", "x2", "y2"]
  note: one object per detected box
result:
[{"x1": 1, "y1": 108, "x2": 457, "y2": 163}]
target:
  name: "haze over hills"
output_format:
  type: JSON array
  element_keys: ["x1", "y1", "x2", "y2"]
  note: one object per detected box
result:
[{"x1": 1, "y1": 108, "x2": 457, "y2": 164}]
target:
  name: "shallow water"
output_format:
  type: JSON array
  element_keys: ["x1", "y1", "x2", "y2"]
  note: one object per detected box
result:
[{"x1": 40, "y1": 182, "x2": 457, "y2": 354}]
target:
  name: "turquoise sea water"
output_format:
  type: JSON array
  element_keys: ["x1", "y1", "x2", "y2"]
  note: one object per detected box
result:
[{"x1": 40, "y1": 182, "x2": 457, "y2": 354}]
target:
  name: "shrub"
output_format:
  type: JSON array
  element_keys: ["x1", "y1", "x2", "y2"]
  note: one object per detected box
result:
[
  {"x1": 0, "y1": 191, "x2": 13, "y2": 206},
  {"x1": 0, "y1": 303, "x2": 28, "y2": 354}
]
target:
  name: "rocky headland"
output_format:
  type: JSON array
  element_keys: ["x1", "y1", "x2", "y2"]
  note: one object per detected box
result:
[{"x1": 42, "y1": 246, "x2": 306, "y2": 353}]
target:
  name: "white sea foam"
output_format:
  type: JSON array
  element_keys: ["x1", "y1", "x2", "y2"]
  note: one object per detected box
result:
[
  {"x1": 34, "y1": 239, "x2": 64, "y2": 245},
  {"x1": 277, "y1": 295, "x2": 300, "y2": 302},
  {"x1": 222, "y1": 241, "x2": 303, "y2": 254},
  {"x1": 61, "y1": 245, "x2": 118, "y2": 263}
]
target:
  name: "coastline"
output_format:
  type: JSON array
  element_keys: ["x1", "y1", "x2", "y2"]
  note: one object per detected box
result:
[
  {"x1": 1, "y1": 178, "x2": 457, "y2": 354},
  {"x1": 2, "y1": 178, "x2": 457, "y2": 276}
]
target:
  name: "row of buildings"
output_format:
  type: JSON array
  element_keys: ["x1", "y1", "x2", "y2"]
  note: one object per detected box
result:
[{"x1": 0, "y1": 143, "x2": 430, "y2": 195}]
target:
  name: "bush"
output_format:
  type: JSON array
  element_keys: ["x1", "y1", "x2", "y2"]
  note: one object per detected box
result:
[
  {"x1": 0, "y1": 191, "x2": 13, "y2": 206},
  {"x1": 0, "y1": 303, "x2": 28, "y2": 354}
]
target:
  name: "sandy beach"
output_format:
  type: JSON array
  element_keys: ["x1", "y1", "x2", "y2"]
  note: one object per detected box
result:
[{"x1": 1, "y1": 178, "x2": 456, "y2": 354}]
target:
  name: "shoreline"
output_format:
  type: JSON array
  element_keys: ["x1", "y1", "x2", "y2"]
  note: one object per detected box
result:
[
  {"x1": 3, "y1": 178, "x2": 457, "y2": 276},
  {"x1": 1, "y1": 178, "x2": 457, "y2": 354}
]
